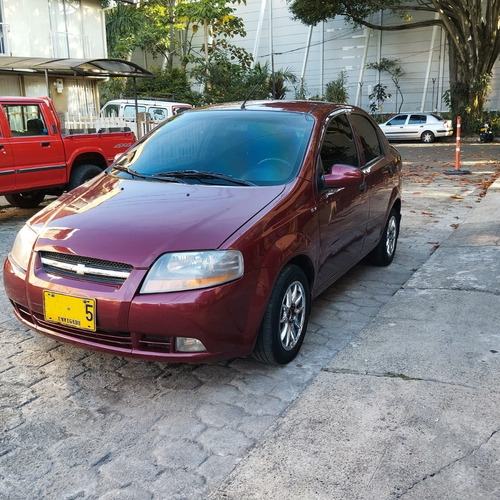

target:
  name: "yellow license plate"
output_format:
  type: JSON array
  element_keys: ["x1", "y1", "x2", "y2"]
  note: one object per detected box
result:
[{"x1": 43, "y1": 291, "x2": 96, "y2": 332}]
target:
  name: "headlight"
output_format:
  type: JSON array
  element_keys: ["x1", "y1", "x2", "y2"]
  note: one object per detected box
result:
[
  {"x1": 10, "y1": 224, "x2": 38, "y2": 271},
  {"x1": 140, "y1": 250, "x2": 244, "y2": 293}
]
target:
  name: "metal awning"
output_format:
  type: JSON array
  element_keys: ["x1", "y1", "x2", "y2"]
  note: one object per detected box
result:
[{"x1": 0, "y1": 57, "x2": 154, "y2": 78}]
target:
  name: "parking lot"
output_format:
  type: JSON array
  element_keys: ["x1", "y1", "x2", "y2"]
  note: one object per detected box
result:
[{"x1": 1, "y1": 142, "x2": 499, "y2": 499}]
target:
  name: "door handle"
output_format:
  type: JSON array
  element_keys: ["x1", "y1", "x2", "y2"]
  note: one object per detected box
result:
[
  {"x1": 41, "y1": 142, "x2": 50, "y2": 147},
  {"x1": 0, "y1": 144, "x2": 5, "y2": 154}
]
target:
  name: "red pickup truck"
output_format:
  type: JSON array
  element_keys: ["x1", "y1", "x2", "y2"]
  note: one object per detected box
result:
[{"x1": 0, "y1": 96, "x2": 135, "y2": 208}]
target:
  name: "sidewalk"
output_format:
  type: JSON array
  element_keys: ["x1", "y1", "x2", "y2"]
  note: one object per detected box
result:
[{"x1": 212, "y1": 178, "x2": 500, "y2": 499}]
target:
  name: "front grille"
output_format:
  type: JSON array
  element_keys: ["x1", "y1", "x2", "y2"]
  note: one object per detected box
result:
[
  {"x1": 32, "y1": 311, "x2": 133, "y2": 349},
  {"x1": 40, "y1": 251, "x2": 133, "y2": 285}
]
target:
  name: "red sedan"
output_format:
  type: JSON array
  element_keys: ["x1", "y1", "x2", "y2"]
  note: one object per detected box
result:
[{"x1": 3, "y1": 101, "x2": 402, "y2": 364}]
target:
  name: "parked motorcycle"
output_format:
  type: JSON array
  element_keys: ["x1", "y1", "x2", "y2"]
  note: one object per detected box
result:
[{"x1": 479, "y1": 121, "x2": 494, "y2": 142}]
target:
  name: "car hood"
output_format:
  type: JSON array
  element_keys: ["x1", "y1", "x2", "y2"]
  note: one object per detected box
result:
[{"x1": 31, "y1": 175, "x2": 285, "y2": 268}]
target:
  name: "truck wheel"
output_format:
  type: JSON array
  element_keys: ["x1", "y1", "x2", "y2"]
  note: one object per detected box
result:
[
  {"x1": 68, "y1": 164, "x2": 103, "y2": 191},
  {"x1": 5, "y1": 191, "x2": 45, "y2": 208}
]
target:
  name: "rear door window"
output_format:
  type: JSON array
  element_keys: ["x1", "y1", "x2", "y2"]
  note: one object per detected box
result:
[
  {"x1": 349, "y1": 114, "x2": 383, "y2": 164},
  {"x1": 409, "y1": 114, "x2": 427, "y2": 124},
  {"x1": 320, "y1": 114, "x2": 359, "y2": 171}
]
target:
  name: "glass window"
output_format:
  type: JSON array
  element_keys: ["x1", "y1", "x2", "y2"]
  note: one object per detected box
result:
[
  {"x1": 387, "y1": 115, "x2": 407, "y2": 126},
  {"x1": 350, "y1": 114, "x2": 382, "y2": 164},
  {"x1": 320, "y1": 114, "x2": 359, "y2": 171},
  {"x1": 49, "y1": 0, "x2": 87, "y2": 58},
  {"x1": 0, "y1": 3, "x2": 6, "y2": 55},
  {"x1": 124, "y1": 105, "x2": 146, "y2": 119},
  {"x1": 4, "y1": 105, "x2": 48, "y2": 136},
  {"x1": 112, "y1": 110, "x2": 314, "y2": 186},
  {"x1": 148, "y1": 107, "x2": 168, "y2": 121},
  {"x1": 101, "y1": 104, "x2": 120, "y2": 118},
  {"x1": 409, "y1": 114, "x2": 427, "y2": 124}
]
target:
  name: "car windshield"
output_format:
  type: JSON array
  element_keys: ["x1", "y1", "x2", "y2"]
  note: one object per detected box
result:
[{"x1": 110, "y1": 109, "x2": 314, "y2": 186}]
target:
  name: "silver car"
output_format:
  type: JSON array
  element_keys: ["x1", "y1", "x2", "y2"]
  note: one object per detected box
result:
[{"x1": 379, "y1": 112, "x2": 453, "y2": 143}]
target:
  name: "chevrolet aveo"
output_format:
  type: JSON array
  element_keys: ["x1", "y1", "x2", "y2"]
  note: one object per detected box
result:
[{"x1": 4, "y1": 101, "x2": 402, "y2": 364}]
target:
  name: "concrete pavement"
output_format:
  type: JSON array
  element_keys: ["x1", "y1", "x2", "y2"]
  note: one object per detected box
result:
[
  {"x1": 212, "y1": 178, "x2": 500, "y2": 499},
  {"x1": 1, "y1": 144, "x2": 499, "y2": 499}
]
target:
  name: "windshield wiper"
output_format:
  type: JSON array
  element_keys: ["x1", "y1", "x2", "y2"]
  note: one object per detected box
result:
[
  {"x1": 113, "y1": 165, "x2": 183, "y2": 183},
  {"x1": 153, "y1": 170, "x2": 256, "y2": 186}
]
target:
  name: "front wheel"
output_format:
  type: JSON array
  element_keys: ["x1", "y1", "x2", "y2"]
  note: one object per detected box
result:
[
  {"x1": 5, "y1": 191, "x2": 45, "y2": 208},
  {"x1": 67, "y1": 164, "x2": 103, "y2": 191},
  {"x1": 369, "y1": 208, "x2": 400, "y2": 266},
  {"x1": 253, "y1": 265, "x2": 311, "y2": 365}
]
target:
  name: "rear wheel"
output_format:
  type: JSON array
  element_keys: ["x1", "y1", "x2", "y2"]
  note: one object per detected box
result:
[
  {"x1": 420, "y1": 130, "x2": 435, "y2": 143},
  {"x1": 67, "y1": 164, "x2": 102, "y2": 191},
  {"x1": 369, "y1": 208, "x2": 400, "y2": 266},
  {"x1": 5, "y1": 191, "x2": 45, "y2": 208},
  {"x1": 253, "y1": 265, "x2": 311, "y2": 364}
]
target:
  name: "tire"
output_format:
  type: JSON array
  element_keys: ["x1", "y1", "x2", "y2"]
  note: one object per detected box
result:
[
  {"x1": 67, "y1": 164, "x2": 103, "y2": 191},
  {"x1": 420, "y1": 130, "x2": 435, "y2": 143},
  {"x1": 369, "y1": 208, "x2": 400, "y2": 266},
  {"x1": 253, "y1": 265, "x2": 311, "y2": 365},
  {"x1": 5, "y1": 191, "x2": 45, "y2": 208}
]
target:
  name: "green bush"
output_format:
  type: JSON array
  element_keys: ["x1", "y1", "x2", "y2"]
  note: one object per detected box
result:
[{"x1": 99, "y1": 67, "x2": 203, "y2": 107}]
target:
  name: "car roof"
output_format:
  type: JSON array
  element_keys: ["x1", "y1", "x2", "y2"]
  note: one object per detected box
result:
[
  {"x1": 0, "y1": 96, "x2": 48, "y2": 104},
  {"x1": 103, "y1": 99, "x2": 192, "y2": 107},
  {"x1": 195, "y1": 100, "x2": 355, "y2": 118}
]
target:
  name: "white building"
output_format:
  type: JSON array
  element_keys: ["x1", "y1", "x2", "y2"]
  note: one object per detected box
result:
[
  {"x1": 230, "y1": 0, "x2": 500, "y2": 113},
  {"x1": 0, "y1": 0, "x2": 151, "y2": 119}
]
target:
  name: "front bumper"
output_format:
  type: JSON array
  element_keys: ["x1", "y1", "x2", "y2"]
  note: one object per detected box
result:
[{"x1": 3, "y1": 252, "x2": 272, "y2": 362}]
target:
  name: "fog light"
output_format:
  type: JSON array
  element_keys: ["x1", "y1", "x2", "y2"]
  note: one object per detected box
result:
[{"x1": 175, "y1": 337, "x2": 207, "y2": 352}]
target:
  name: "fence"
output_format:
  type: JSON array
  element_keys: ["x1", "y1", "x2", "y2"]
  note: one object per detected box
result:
[{"x1": 61, "y1": 113, "x2": 163, "y2": 138}]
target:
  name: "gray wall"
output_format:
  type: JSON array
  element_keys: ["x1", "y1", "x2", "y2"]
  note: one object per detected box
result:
[{"x1": 230, "y1": 0, "x2": 500, "y2": 113}]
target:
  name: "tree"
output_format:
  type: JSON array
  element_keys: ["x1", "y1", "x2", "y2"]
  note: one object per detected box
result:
[
  {"x1": 269, "y1": 66, "x2": 298, "y2": 99},
  {"x1": 324, "y1": 70, "x2": 349, "y2": 103},
  {"x1": 176, "y1": 0, "x2": 252, "y2": 79},
  {"x1": 369, "y1": 83, "x2": 392, "y2": 114},
  {"x1": 367, "y1": 58, "x2": 405, "y2": 112},
  {"x1": 288, "y1": 0, "x2": 500, "y2": 131},
  {"x1": 102, "y1": 1, "x2": 252, "y2": 102}
]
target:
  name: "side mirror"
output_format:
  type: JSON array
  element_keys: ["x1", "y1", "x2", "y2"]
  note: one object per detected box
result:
[{"x1": 323, "y1": 164, "x2": 363, "y2": 188}]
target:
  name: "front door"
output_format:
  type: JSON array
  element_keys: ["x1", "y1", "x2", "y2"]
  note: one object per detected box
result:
[
  {"x1": 2, "y1": 103, "x2": 66, "y2": 192},
  {"x1": 316, "y1": 113, "x2": 369, "y2": 289}
]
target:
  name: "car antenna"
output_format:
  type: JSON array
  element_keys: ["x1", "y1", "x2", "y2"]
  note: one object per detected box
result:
[{"x1": 241, "y1": 75, "x2": 268, "y2": 109}]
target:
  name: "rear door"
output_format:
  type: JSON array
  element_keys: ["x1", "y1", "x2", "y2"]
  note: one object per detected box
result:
[
  {"x1": 2, "y1": 103, "x2": 66, "y2": 192},
  {"x1": 349, "y1": 113, "x2": 399, "y2": 251},
  {"x1": 406, "y1": 114, "x2": 428, "y2": 140}
]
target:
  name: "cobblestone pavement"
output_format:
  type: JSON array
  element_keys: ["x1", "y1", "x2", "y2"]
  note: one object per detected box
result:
[{"x1": 1, "y1": 143, "x2": 499, "y2": 499}]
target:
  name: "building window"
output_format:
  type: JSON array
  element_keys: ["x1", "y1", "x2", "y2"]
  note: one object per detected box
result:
[
  {"x1": 49, "y1": 0, "x2": 89, "y2": 58},
  {"x1": 0, "y1": 0, "x2": 8, "y2": 55}
]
